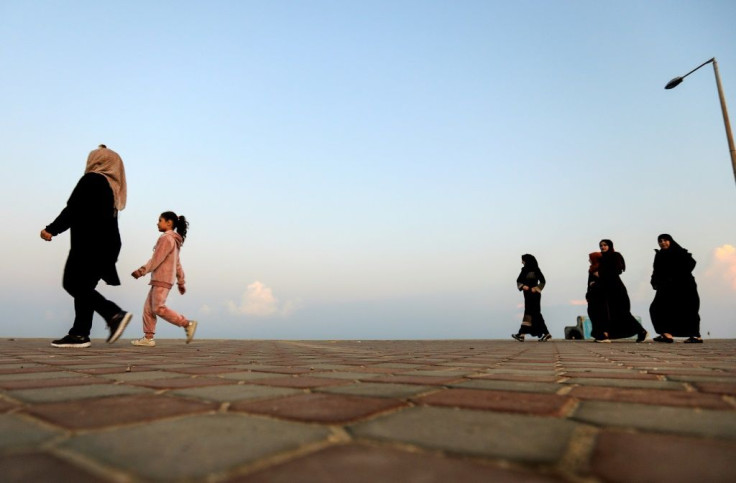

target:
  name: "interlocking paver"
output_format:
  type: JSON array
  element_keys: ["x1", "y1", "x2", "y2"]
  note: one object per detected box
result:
[
  {"x1": 568, "y1": 385, "x2": 733, "y2": 409},
  {"x1": 0, "y1": 452, "x2": 103, "y2": 483},
  {"x1": 2, "y1": 338, "x2": 736, "y2": 482},
  {"x1": 588, "y1": 430, "x2": 736, "y2": 483},
  {"x1": 5, "y1": 383, "x2": 151, "y2": 403},
  {"x1": 415, "y1": 388, "x2": 575, "y2": 416},
  {"x1": 0, "y1": 414, "x2": 62, "y2": 449},
  {"x1": 228, "y1": 443, "x2": 564, "y2": 483},
  {"x1": 23, "y1": 393, "x2": 219, "y2": 430},
  {"x1": 350, "y1": 406, "x2": 579, "y2": 463},
  {"x1": 316, "y1": 382, "x2": 435, "y2": 399},
  {"x1": 572, "y1": 400, "x2": 736, "y2": 439},
  {"x1": 171, "y1": 384, "x2": 302, "y2": 403},
  {"x1": 232, "y1": 392, "x2": 406, "y2": 423},
  {"x1": 59, "y1": 413, "x2": 331, "y2": 480},
  {"x1": 452, "y1": 378, "x2": 561, "y2": 393}
]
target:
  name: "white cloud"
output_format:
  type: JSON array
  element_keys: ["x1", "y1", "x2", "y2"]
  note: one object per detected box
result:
[
  {"x1": 199, "y1": 304, "x2": 214, "y2": 315},
  {"x1": 704, "y1": 244, "x2": 736, "y2": 291},
  {"x1": 228, "y1": 281, "x2": 299, "y2": 317},
  {"x1": 569, "y1": 299, "x2": 587, "y2": 306}
]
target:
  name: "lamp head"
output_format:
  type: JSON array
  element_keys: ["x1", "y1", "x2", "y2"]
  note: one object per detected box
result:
[{"x1": 665, "y1": 77, "x2": 684, "y2": 89}]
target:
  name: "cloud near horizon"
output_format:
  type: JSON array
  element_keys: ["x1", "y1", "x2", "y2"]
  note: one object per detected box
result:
[
  {"x1": 228, "y1": 281, "x2": 298, "y2": 317},
  {"x1": 704, "y1": 244, "x2": 736, "y2": 291}
]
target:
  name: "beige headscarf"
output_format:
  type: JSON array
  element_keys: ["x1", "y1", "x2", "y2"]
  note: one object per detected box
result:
[{"x1": 85, "y1": 145, "x2": 127, "y2": 211}]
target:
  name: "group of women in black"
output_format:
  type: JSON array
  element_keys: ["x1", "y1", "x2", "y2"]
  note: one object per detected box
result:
[{"x1": 512, "y1": 235, "x2": 702, "y2": 343}]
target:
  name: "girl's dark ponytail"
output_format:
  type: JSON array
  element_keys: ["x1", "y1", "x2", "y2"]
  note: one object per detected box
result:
[{"x1": 160, "y1": 211, "x2": 189, "y2": 244}]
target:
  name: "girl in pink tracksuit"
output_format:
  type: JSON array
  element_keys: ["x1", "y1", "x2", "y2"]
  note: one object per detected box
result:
[{"x1": 131, "y1": 211, "x2": 197, "y2": 346}]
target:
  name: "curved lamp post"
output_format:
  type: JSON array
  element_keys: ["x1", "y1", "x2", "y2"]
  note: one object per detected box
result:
[{"x1": 665, "y1": 57, "x2": 736, "y2": 185}]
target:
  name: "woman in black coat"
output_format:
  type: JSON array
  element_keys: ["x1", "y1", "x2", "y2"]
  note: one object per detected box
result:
[
  {"x1": 650, "y1": 234, "x2": 701, "y2": 343},
  {"x1": 512, "y1": 254, "x2": 551, "y2": 342},
  {"x1": 589, "y1": 239, "x2": 648, "y2": 343},
  {"x1": 41, "y1": 145, "x2": 132, "y2": 348}
]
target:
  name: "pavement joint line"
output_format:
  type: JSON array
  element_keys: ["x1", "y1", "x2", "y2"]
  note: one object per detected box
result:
[
  {"x1": 48, "y1": 446, "x2": 132, "y2": 483},
  {"x1": 556, "y1": 424, "x2": 600, "y2": 478}
]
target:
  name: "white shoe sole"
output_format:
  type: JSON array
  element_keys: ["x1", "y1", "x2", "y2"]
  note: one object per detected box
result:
[
  {"x1": 50, "y1": 341, "x2": 91, "y2": 348},
  {"x1": 130, "y1": 340, "x2": 155, "y2": 347}
]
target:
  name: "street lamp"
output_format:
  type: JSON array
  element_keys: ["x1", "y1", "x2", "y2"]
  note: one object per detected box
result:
[{"x1": 665, "y1": 57, "x2": 736, "y2": 185}]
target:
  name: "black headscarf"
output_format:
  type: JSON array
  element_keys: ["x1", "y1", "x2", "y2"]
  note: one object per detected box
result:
[
  {"x1": 521, "y1": 254, "x2": 539, "y2": 270},
  {"x1": 657, "y1": 234, "x2": 684, "y2": 252},
  {"x1": 599, "y1": 239, "x2": 625, "y2": 274}
]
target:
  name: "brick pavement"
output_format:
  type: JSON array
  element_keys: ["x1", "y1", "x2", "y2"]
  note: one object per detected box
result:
[{"x1": 1, "y1": 338, "x2": 735, "y2": 482}]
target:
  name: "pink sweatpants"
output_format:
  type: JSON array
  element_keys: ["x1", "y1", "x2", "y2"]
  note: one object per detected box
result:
[{"x1": 142, "y1": 286, "x2": 188, "y2": 338}]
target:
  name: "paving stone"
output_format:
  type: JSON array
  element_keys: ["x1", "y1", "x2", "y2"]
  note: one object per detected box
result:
[
  {"x1": 167, "y1": 365, "x2": 247, "y2": 375},
  {"x1": 248, "y1": 366, "x2": 314, "y2": 375},
  {"x1": 124, "y1": 376, "x2": 239, "y2": 389},
  {"x1": 249, "y1": 375, "x2": 351, "y2": 389},
  {"x1": 692, "y1": 381, "x2": 736, "y2": 396},
  {"x1": 0, "y1": 414, "x2": 62, "y2": 449},
  {"x1": 416, "y1": 388, "x2": 574, "y2": 416},
  {"x1": 589, "y1": 430, "x2": 736, "y2": 483},
  {"x1": 471, "y1": 373, "x2": 559, "y2": 383},
  {"x1": 395, "y1": 369, "x2": 479, "y2": 377},
  {"x1": 232, "y1": 392, "x2": 405, "y2": 423},
  {"x1": 3, "y1": 339, "x2": 736, "y2": 482},
  {"x1": 219, "y1": 371, "x2": 295, "y2": 381},
  {"x1": 0, "y1": 371, "x2": 84, "y2": 381},
  {"x1": 560, "y1": 371, "x2": 658, "y2": 380},
  {"x1": 0, "y1": 375, "x2": 113, "y2": 390},
  {"x1": 59, "y1": 413, "x2": 331, "y2": 480},
  {"x1": 6, "y1": 383, "x2": 151, "y2": 403},
  {"x1": 350, "y1": 406, "x2": 578, "y2": 463},
  {"x1": 361, "y1": 374, "x2": 466, "y2": 385},
  {"x1": 0, "y1": 452, "x2": 103, "y2": 483},
  {"x1": 230, "y1": 443, "x2": 563, "y2": 483},
  {"x1": 98, "y1": 370, "x2": 189, "y2": 381},
  {"x1": 562, "y1": 378, "x2": 685, "y2": 390},
  {"x1": 665, "y1": 374, "x2": 736, "y2": 383},
  {"x1": 0, "y1": 400, "x2": 19, "y2": 412},
  {"x1": 317, "y1": 382, "x2": 435, "y2": 399},
  {"x1": 572, "y1": 400, "x2": 736, "y2": 439},
  {"x1": 452, "y1": 379, "x2": 561, "y2": 393},
  {"x1": 23, "y1": 393, "x2": 218, "y2": 430},
  {"x1": 171, "y1": 384, "x2": 302, "y2": 403},
  {"x1": 568, "y1": 385, "x2": 732, "y2": 410}
]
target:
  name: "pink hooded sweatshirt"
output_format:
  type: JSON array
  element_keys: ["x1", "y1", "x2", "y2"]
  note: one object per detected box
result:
[{"x1": 137, "y1": 230, "x2": 185, "y2": 289}]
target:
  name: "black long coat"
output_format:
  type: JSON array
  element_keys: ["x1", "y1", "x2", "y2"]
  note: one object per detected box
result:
[
  {"x1": 588, "y1": 251, "x2": 643, "y2": 339},
  {"x1": 649, "y1": 247, "x2": 700, "y2": 337},
  {"x1": 45, "y1": 172, "x2": 121, "y2": 285}
]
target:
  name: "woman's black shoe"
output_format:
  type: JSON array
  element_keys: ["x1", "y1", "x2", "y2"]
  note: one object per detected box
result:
[
  {"x1": 683, "y1": 337, "x2": 703, "y2": 344},
  {"x1": 653, "y1": 335, "x2": 674, "y2": 343}
]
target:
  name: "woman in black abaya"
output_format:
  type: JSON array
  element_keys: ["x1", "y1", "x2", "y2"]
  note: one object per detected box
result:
[
  {"x1": 591, "y1": 239, "x2": 648, "y2": 343},
  {"x1": 512, "y1": 254, "x2": 551, "y2": 342},
  {"x1": 650, "y1": 234, "x2": 701, "y2": 343}
]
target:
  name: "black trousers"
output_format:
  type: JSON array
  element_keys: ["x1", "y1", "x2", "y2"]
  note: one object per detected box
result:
[{"x1": 62, "y1": 257, "x2": 121, "y2": 337}]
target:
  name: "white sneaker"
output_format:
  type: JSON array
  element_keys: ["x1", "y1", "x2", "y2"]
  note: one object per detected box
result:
[
  {"x1": 131, "y1": 337, "x2": 156, "y2": 347},
  {"x1": 185, "y1": 321, "x2": 198, "y2": 344}
]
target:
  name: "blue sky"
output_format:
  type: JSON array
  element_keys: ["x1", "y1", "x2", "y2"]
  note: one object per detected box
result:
[{"x1": 2, "y1": 1, "x2": 735, "y2": 340}]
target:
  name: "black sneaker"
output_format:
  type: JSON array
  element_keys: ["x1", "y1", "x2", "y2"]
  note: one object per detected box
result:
[
  {"x1": 51, "y1": 334, "x2": 91, "y2": 348},
  {"x1": 107, "y1": 312, "x2": 132, "y2": 343},
  {"x1": 511, "y1": 333, "x2": 524, "y2": 342},
  {"x1": 683, "y1": 336, "x2": 703, "y2": 344}
]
